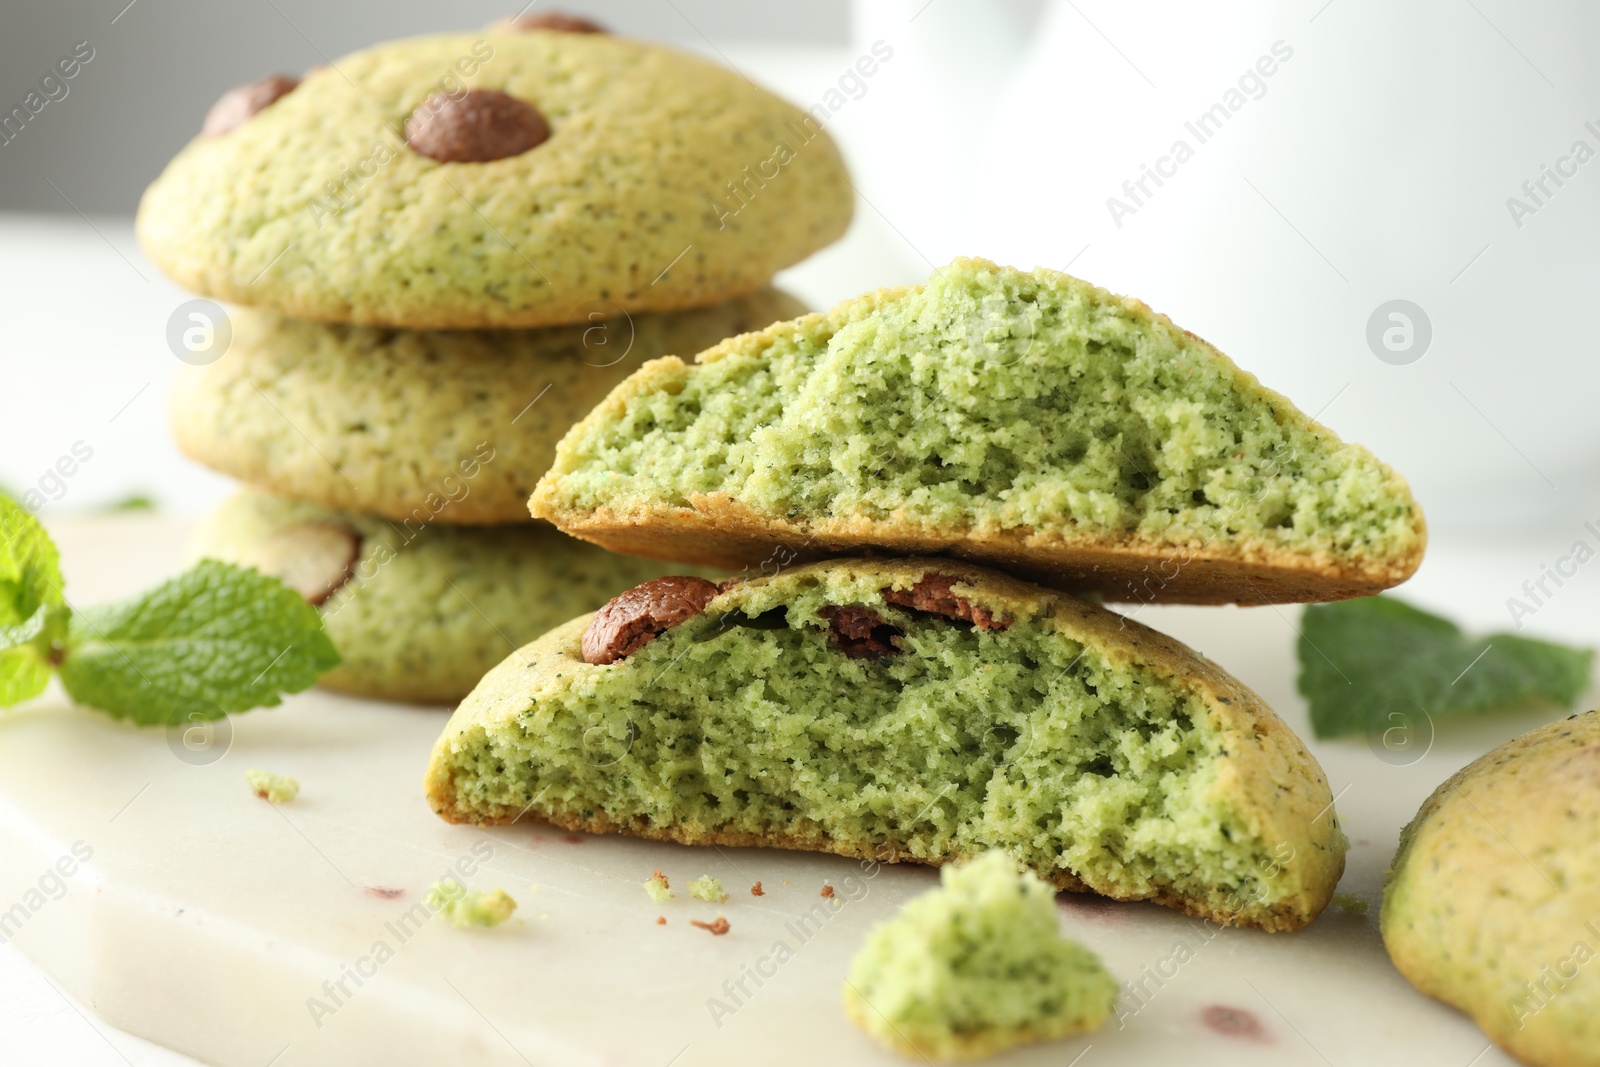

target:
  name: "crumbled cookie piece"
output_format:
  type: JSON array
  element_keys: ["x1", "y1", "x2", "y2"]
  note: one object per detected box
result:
[
  {"x1": 644, "y1": 869, "x2": 673, "y2": 903},
  {"x1": 245, "y1": 768, "x2": 299, "y2": 803},
  {"x1": 425, "y1": 882, "x2": 517, "y2": 928},
  {"x1": 689, "y1": 875, "x2": 728, "y2": 902},
  {"x1": 750, "y1": 881, "x2": 764, "y2": 896},
  {"x1": 690, "y1": 916, "x2": 731, "y2": 936}
]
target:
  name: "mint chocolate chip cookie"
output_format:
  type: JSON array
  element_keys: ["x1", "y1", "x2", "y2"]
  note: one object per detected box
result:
[
  {"x1": 532, "y1": 258, "x2": 1426, "y2": 605},
  {"x1": 425, "y1": 557, "x2": 1347, "y2": 930},
  {"x1": 191, "y1": 490, "x2": 705, "y2": 704},
  {"x1": 136, "y1": 31, "x2": 852, "y2": 328},
  {"x1": 1383, "y1": 710, "x2": 1600, "y2": 1067},
  {"x1": 171, "y1": 289, "x2": 805, "y2": 525}
]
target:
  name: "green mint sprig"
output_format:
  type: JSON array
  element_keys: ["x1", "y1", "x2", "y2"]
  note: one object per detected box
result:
[
  {"x1": 0, "y1": 492, "x2": 338, "y2": 724},
  {"x1": 1298, "y1": 595, "x2": 1594, "y2": 739}
]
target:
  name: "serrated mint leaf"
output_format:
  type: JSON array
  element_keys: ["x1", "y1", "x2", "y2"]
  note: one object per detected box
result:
[
  {"x1": 56, "y1": 560, "x2": 339, "y2": 725},
  {"x1": 0, "y1": 493, "x2": 64, "y2": 628},
  {"x1": 1298, "y1": 595, "x2": 1595, "y2": 739}
]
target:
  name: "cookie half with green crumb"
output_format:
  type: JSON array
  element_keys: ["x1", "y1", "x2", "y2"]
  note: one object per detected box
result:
[
  {"x1": 1382, "y1": 710, "x2": 1600, "y2": 1067},
  {"x1": 425, "y1": 557, "x2": 1346, "y2": 930},
  {"x1": 531, "y1": 258, "x2": 1426, "y2": 605},
  {"x1": 171, "y1": 288, "x2": 806, "y2": 525},
  {"x1": 191, "y1": 489, "x2": 712, "y2": 704},
  {"x1": 135, "y1": 30, "x2": 852, "y2": 328},
  {"x1": 845, "y1": 850, "x2": 1116, "y2": 1061}
]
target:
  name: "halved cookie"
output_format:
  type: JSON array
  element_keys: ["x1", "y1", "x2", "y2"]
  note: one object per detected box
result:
[
  {"x1": 531, "y1": 258, "x2": 1425, "y2": 604},
  {"x1": 425, "y1": 557, "x2": 1346, "y2": 930},
  {"x1": 1383, "y1": 710, "x2": 1600, "y2": 1067},
  {"x1": 191, "y1": 490, "x2": 706, "y2": 703},
  {"x1": 172, "y1": 289, "x2": 806, "y2": 525}
]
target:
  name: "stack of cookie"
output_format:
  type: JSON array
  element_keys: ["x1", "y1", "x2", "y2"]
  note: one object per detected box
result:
[
  {"x1": 134, "y1": 15, "x2": 853, "y2": 702},
  {"x1": 427, "y1": 258, "x2": 1428, "y2": 933}
]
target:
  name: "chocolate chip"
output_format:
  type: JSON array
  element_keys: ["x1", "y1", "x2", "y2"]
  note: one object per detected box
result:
[
  {"x1": 506, "y1": 12, "x2": 609, "y2": 33},
  {"x1": 252, "y1": 522, "x2": 362, "y2": 607},
  {"x1": 202, "y1": 74, "x2": 299, "y2": 137},
  {"x1": 404, "y1": 89, "x2": 550, "y2": 163},
  {"x1": 820, "y1": 605, "x2": 902, "y2": 660},
  {"x1": 884, "y1": 573, "x2": 1009, "y2": 631},
  {"x1": 582, "y1": 576, "x2": 721, "y2": 665}
]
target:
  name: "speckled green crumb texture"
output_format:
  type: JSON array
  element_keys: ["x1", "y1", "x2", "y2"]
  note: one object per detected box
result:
[
  {"x1": 172, "y1": 289, "x2": 806, "y2": 524},
  {"x1": 425, "y1": 557, "x2": 1346, "y2": 930},
  {"x1": 532, "y1": 258, "x2": 1426, "y2": 605},
  {"x1": 844, "y1": 851, "x2": 1116, "y2": 1061},
  {"x1": 136, "y1": 32, "x2": 852, "y2": 328},
  {"x1": 1382, "y1": 710, "x2": 1600, "y2": 1067},
  {"x1": 191, "y1": 490, "x2": 708, "y2": 703}
]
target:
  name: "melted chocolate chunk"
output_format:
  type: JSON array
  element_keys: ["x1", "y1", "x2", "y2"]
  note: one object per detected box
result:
[
  {"x1": 404, "y1": 88, "x2": 549, "y2": 163},
  {"x1": 820, "y1": 605, "x2": 903, "y2": 660},
  {"x1": 884, "y1": 573, "x2": 1008, "y2": 630},
  {"x1": 202, "y1": 74, "x2": 299, "y2": 137},
  {"x1": 507, "y1": 12, "x2": 608, "y2": 33},
  {"x1": 581, "y1": 576, "x2": 721, "y2": 665}
]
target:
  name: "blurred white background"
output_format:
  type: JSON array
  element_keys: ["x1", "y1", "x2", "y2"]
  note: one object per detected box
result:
[
  {"x1": 3, "y1": 3, "x2": 1600, "y2": 1063},
  {"x1": 3, "y1": 0, "x2": 1598, "y2": 545}
]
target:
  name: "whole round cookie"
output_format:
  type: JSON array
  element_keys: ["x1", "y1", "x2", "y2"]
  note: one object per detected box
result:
[
  {"x1": 1382, "y1": 711, "x2": 1600, "y2": 1067},
  {"x1": 190, "y1": 490, "x2": 708, "y2": 704},
  {"x1": 135, "y1": 27, "x2": 853, "y2": 328},
  {"x1": 171, "y1": 288, "x2": 806, "y2": 525}
]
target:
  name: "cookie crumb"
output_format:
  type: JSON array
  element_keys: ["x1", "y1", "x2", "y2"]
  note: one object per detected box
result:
[
  {"x1": 691, "y1": 916, "x2": 731, "y2": 936},
  {"x1": 245, "y1": 768, "x2": 299, "y2": 804},
  {"x1": 689, "y1": 875, "x2": 728, "y2": 903},
  {"x1": 1331, "y1": 891, "x2": 1369, "y2": 915},
  {"x1": 644, "y1": 869, "x2": 673, "y2": 903},
  {"x1": 750, "y1": 881, "x2": 764, "y2": 896},
  {"x1": 821, "y1": 884, "x2": 835, "y2": 898},
  {"x1": 656, "y1": 916, "x2": 667, "y2": 925},
  {"x1": 425, "y1": 882, "x2": 517, "y2": 929}
]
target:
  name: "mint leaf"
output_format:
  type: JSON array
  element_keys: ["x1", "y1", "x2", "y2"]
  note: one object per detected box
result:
[
  {"x1": 0, "y1": 495, "x2": 68, "y2": 708},
  {"x1": 1298, "y1": 596, "x2": 1595, "y2": 739},
  {"x1": 0, "y1": 493, "x2": 64, "y2": 627},
  {"x1": 57, "y1": 560, "x2": 339, "y2": 725},
  {"x1": 0, "y1": 604, "x2": 68, "y2": 706}
]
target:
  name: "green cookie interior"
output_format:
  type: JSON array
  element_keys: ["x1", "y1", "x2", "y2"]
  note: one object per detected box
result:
[
  {"x1": 845, "y1": 850, "x2": 1116, "y2": 1059},
  {"x1": 538, "y1": 258, "x2": 1421, "y2": 580},
  {"x1": 430, "y1": 561, "x2": 1342, "y2": 928}
]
